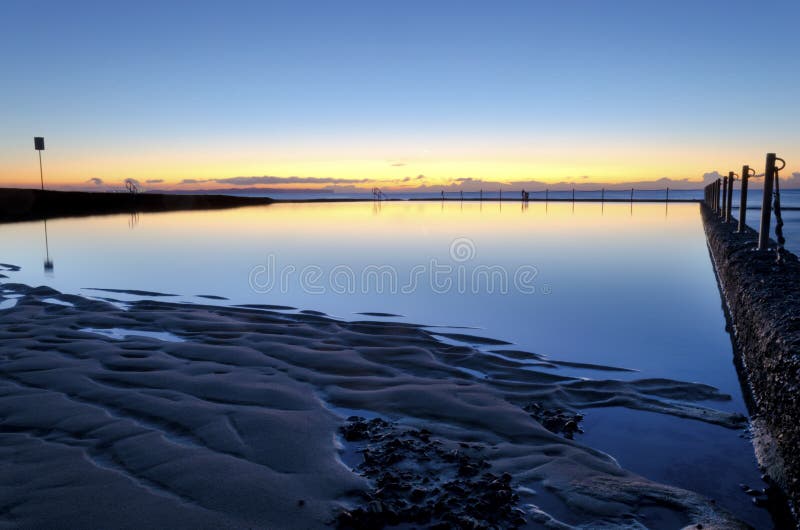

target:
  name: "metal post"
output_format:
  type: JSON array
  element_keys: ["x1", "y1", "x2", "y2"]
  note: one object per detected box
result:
[
  {"x1": 666, "y1": 187, "x2": 669, "y2": 203},
  {"x1": 758, "y1": 153, "x2": 777, "y2": 251},
  {"x1": 738, "y1": 166, "x2": 750, "y2": 232},
  {"x1": 721, "y1": 175, "x2": 728, "y2": 218},
  {"x1": 630, "y1": 188, "x2": 634, "y2": 202},
  {"x1": 545, "y1": 189, "x2": 548, "y2": 202},
  {"x1": 572, "y1": 188, "x2": 575, "y2": 202},
  {"x1": 38, "y1": 151, "x2": 44, "y2": 190},
  {"x1": 714, "y1": 181, "x2": 718, "y2": 212},
  {"x1": 726, "y1": 171, "x2": 734, "y2": 223}
]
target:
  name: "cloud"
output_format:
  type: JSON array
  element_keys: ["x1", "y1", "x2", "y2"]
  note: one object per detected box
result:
[
  {"x1": 702, "y1": 171, "x2": 724, "y2": 184},
  {"x1": 781, "y1": 172, "x2": 800, "y2": 187},
  {"x1": 181, "y1": 178, "x2": 207, "y2": 184},
  {"x1": 390, "y1": 162, "x2": 406, "y2": 167},
  {"x1": 146, "y1": 179, "x2": 164, "y2": 184},
  {"x1": 86, "y1": 177, "x2": 104, "y2": 186}
]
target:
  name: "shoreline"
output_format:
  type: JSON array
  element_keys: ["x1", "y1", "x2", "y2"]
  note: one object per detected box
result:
[
  {"x1": 0, "y1": 275, "x2": 756, "y2": 528},
  {"x1": 702, "y1": 204, "x2": 800, "y2": 525},
  {"x1": 0, "y1": 187, "x2": 699, "y2": 224}
]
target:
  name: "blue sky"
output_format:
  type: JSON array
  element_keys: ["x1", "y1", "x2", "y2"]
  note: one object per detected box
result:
[{"x1": 1, "y1": 0, "x2": 798, "y2": 189}]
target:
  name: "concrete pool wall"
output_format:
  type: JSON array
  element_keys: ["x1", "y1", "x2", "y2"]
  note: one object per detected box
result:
[{"x1": 703, "y1": 204, "x2": 800, "y2": 523}]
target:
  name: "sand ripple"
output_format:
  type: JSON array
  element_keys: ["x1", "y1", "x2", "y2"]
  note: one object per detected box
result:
[{"x1": 0, "y1": 282, "x2": 747, "y2": 528}]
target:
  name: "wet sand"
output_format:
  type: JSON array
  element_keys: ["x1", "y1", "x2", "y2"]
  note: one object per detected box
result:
[{"x1": 0, "y1": 277, "x2": 758, "y2": 528}]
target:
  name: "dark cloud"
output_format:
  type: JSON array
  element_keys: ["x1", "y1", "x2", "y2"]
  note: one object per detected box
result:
[
  {"x1": 146, "y1": 179, "x2": 164, "y2": 184},
  {"x1": 86, "y1": 177, "x2": 103, "y2": 186},
  {"x1": 179, "y1": 176, "x2": 373, "y2": 186},
  {"x1": 214, "y1": 176, "x2": 372, "y2": 186}
]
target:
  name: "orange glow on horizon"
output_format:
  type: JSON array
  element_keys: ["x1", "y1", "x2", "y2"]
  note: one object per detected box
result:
[{"x1": 1, "y1": 138, "x2": 797, "y2": 190}]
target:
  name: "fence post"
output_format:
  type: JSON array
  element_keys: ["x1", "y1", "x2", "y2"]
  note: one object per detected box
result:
[
  {"x1": 758, "y1": 153, "x2": 777, "y2": 250},
  {"x1": 630, "y1": 188, "x2": 634, "y2": 202},
  {"x1": 722, "y1": 175, "x2": 729, "y2": 218},
  {"x1": 666, "y1": 187, "x2": 669, "y2": 202},
  {"x1": 726, "y1": 171, "x2": 734, "y2": 223},
  {"x1": 738, "y1": 165, "x2": 749, "y2": 232},
  {"x1": 711, "y1": 182, "x2": 716, "y2": 212},
  {"x1": 716, "y1": 179, "x2": 721, "y2": 213}
]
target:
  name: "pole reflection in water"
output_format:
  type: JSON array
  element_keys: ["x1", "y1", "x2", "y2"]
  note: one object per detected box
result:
[
  {"x1": 43, "y1": 218, "x2": 54, "y2": 275},
  {"x1": 128, "y1": 211, "x2": 140, "y2": 229}
]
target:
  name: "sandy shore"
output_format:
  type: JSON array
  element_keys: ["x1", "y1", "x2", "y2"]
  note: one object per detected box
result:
[{"x1": 0, "y1": 278, "x2": 751, "y2": 528}]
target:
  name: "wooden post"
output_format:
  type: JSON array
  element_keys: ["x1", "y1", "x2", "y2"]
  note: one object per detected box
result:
[
  {"x1": 726, "y1": 171, "x2": 734, "y2": 223},
  {"x1": 738, "y1": 165, "x2": 750, "y2": 232},
  {"x1": 758, "y1": 153, "x2": 777, "y2": 251},
  {"x1": 715, "y1": 179, "x2": 720, "y2": 213}
]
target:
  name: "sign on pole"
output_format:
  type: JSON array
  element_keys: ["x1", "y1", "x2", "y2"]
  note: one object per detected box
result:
[{"x1": 34, "y1": 136, "x2": 45, "y2": 189}]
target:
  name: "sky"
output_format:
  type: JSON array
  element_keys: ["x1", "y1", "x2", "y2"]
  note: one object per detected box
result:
[{"x1": 1, "y1": 0, "x2": 798, "y2": 192}]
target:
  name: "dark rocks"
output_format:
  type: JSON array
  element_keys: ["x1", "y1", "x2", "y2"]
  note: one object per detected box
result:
[
  {"x1": 335, "y1": 416, "x2": 525, "y2": 529},
  {"x1": 524, "y1": 402, "x2": 584, "y2": 439}
]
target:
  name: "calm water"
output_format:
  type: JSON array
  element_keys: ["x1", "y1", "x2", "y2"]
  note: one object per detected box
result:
[
  {"x1": 0, "y1": 201, "x2": 775, "y2": 527},
  {"x1": 178, "y1": 187, "x2": 800, "y2": 255}
]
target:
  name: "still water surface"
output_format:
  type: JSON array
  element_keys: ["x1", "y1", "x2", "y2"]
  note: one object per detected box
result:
[{"x1": 0, "y1": 201, "x2": 775, "y2": 527}]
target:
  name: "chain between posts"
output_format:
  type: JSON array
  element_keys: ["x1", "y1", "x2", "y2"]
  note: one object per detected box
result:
[{"x1": 773, "y1": 157, "x2": 787, "y2": 264}]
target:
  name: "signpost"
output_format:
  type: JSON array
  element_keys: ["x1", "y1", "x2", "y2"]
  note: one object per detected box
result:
[{"x1": 34, "y1": 136, "x2": 45, "y2": 190}]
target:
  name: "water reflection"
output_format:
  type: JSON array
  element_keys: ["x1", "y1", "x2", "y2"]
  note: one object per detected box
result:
[
  {"x1": 128, "y1": 211, "x2": 140, "y2": 229},
  {"x1": 42, "y1": 218, "x2": 53, "y2": 275},
  {"x1": 0, "y1": 200, "x2": 770, "y2": 527}
]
